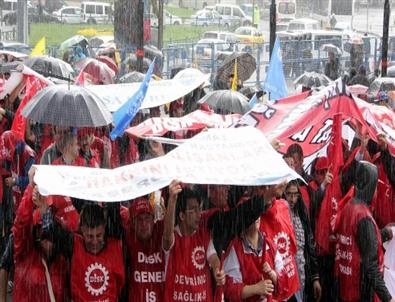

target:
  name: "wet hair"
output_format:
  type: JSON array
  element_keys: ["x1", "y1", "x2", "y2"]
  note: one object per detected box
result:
[
  {"x1": 285, "y1": 179, "x2": 299, "y2": 191},
  {"x1": 176, "y1": 188, "x2": 201, "y2": 223},
  {"x1": 286, "y1": 143, "x2": 304, "y2": 159},
  {"x1": 80, "y1": 203, "x2": 106, "y2": 229},
  {"x1": 57, "y1": 131, "x2": 76, "y2": 154},
  {"x1": 358, "y1": 65, "x2": 366, "y2": 76},
  {"x1": 349, "y1": 67, "x2": 357, "y2": 78}
]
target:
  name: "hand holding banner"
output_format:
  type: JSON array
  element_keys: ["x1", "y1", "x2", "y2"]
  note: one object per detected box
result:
[{"x1": 34, "y1": 127, "x2": 301, "y2": 202}]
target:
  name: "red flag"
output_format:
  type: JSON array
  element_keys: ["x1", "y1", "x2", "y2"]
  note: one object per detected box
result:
[
  {"x1": 315, "y1": 113, "x2": 344, "y2": 255},
  {"x1": 75, "y1": 70, "x2": 85, "y2": 86},
  {"x1": 11, "y1": 75, "x2": 47, "y2": 140}
]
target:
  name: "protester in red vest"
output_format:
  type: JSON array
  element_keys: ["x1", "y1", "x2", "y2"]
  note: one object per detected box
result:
[
  {"x1": 40, "y1": 127, "x2": 69, "y2": 165},
  {"x1": 360, "y1": 134, "x2": 395, "y2": 229},
  {"x1": 125, "y1": 197, "x2": 165, "y2": 302},
  {"x1": 163, "y1": 181, "x2": 225, "y2": 302},
  {"x1": 335, "y1": 161, "x2": 394, "y2": 302},
  {"x1": 52, "y1": 131, "x2": 85, "y2": 167},
  {"x1": 77, "y1": 128, "x2": 102, "y2": 168},
  {"x1": 223, "y1": 217, "x2": 287, "y2": 302},
  {"x1": 40, "y1": 202, "x2": 126, "y2": 302},
  {"x1": 0, "y1": 130, "x2": 35, "y2": 219},
  {"x1": 200, "y1": 185, "x2": 231, "y2": 227},
  {"x1": 259, "y1": 186, "x2": 300, "y2": 301},
  {"x1": 12, "y1": 184, "x2": 69, "y2": 302}
]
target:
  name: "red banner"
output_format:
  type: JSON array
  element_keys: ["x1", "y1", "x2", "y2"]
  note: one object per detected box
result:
[
  {"x1": 238, "y1": 80, "x2": 381, "y2": 157},
  {"x1": 315, "y1": 114, "x2": 344, "y2": 255},
  {"x1": 11, "y1": 75, "x2": 47, "y2": 140},
  {"x1": 126, "y1": 110, "x2": 241, "y2": 138},
  {"x1": 355, "y1": 98, "x2": 395, "y2": 156}
]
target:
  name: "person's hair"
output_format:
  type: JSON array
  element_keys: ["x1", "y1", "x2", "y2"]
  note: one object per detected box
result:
[
  {"x1": 286, "y1": 143, "x2": 303, "y2": 159},
  {"x1": 57, "y1": 131, "x2": 76, "y2": 153},
  {"x1": 80, "y1": 203, "x2": 106, "y2": 228},
  {"x1": 349, "y1": 67, "x2": 357, "y2": 78},
  {"x1": 176, "y1": 188, "x2": 201, "y2": 223},
  {"x1": 358, "y1": 65, "x2": 366, "y2": 76},
  {"x1": 285, "y1": 179, "x2": 299, "y2": 191}
]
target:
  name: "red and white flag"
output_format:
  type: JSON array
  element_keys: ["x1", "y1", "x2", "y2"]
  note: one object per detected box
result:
[{"x1": 11, "y1": 75, "x2": 47, "y2": 140}]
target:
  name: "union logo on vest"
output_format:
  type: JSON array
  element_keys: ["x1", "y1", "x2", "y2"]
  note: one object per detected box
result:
[
  {"x1": 191, "y1": 246, "x2": 205, "y2": 270},
  {"x1": 274, "y1": 231, "x2": 290, "y2": 257},
  {"x1": 85, "y1": 262, "x2": 110, "y2": 296}
]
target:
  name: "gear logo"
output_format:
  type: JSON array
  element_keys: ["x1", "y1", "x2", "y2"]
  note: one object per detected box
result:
[
  {"x1": 85, "y1": 262, "x2": 110, "y2": 296},
  {"x1": 274, "y1": 232, "x2": 290, "y2": 257},
  {"x1": 191, "y1": 246, "x2": 205, "y2": 270}
]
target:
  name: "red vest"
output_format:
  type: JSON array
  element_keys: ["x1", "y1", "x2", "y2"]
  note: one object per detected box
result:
[
  {"x1": 335, "y1": 202, "x2": 384, "y2": 302},
  {"x1": 71, "y1": 235, "x2": 125, "y2": 302},
  {"x1": 164, "y1": 228, "x2": 213, "y2": 302},
  {"x1": 372, "y1": 156, "x2": 395, "y2": 229},
  {"x1": 13, "y1": 249, "x2": 69, "y2": 302},
  {"x1": 260, "y1": 199, "x2": 300, "y2": 300},
  {"x1": 127, "y1": 221, "x2": 165, "y2": 302},
  {"x1": 228, "y1": 236, "x2": 284, "y2": 302}
]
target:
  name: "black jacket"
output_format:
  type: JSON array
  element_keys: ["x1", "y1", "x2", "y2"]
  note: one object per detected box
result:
[{"x1": 351, "y1": 161, "x2": 392, "y2": 302}]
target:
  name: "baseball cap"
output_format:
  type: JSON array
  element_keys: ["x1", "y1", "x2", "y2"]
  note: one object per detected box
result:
[
  {"x1": 315, "y1": 156, "x2": 329, "y2": 170},
  {"x1": 130, "y1": 198, "x2": 154, "y2": 219}
]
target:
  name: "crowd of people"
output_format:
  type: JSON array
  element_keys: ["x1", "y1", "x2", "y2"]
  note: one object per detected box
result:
[
  {"x1": 0, "y1": 93, "x2": 394, "y2": 302},
  {"x1": 0, "y1": 34, "x2": 394, "y2": 302}
]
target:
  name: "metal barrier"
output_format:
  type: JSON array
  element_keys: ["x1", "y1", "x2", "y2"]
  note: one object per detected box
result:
[
  {"x1": 161, "y1": 36, "x2": 383, "y2": 85},
  {"x1": 21, "y1": 35, "x2": 383, "y2": 89},
  {"x1": 0, "y1": 27, "x2": 16, "y2": 41}
]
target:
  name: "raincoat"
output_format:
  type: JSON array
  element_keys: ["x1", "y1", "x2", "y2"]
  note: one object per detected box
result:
[{"x1": 12, "y1": 185, "x2": 69, "y2": 302}]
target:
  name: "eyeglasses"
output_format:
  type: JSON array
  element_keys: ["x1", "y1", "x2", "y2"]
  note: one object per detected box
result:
[
  {"x1": 285, "y1": 192, "x2": 300, "y2": 198},
  {"x1": 185, "y1": 206, "x2": 202, "y2": 213}
]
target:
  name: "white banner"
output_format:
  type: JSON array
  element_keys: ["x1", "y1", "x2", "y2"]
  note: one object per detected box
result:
[
  {"x1": 86, "y1": 72, "x2": 210, "y2": 112},
  {"x1": 34, "y1": 127, "x2": 300, "y2": 202},
  {"x1": 126, "y1": 110, "x2": 241, "y2": 137}
]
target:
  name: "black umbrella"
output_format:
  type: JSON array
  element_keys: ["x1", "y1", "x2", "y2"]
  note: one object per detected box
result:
[
  {"x1": 198, "y1": 90, "x2": 250, "y2": 114},
  {"x1": 217, "y1": 52, "x2": 256, "y2": 83},
  {"x1": 117, "y1": 71, "x2": 145, "y2": 84},
  {"x1": 22, "y1": 85, "x2": 112, "y2": 127},
  {"x1": 25, "y1": 56, "x2": 74, "y2": 80},
  {"x1": 239, "y1": 85, "x2": 265, "y2": 99},
  {"x1": 293, "y1": 71, "x2": 332, "y2": 88},
  {"x1": 367, "y1": 77, "x2": 395, "y2": 96}
]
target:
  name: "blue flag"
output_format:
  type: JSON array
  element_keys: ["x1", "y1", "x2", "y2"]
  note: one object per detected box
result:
[
  {"x1": 110, "y1": 59, "x2": 155, "y2": 140},
  {"x1": 263, "y1": 37, "x2": 288, "y2": 100},
  {"x1": 249, "y1": 93, "x2": 257, "y2": 108}
]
